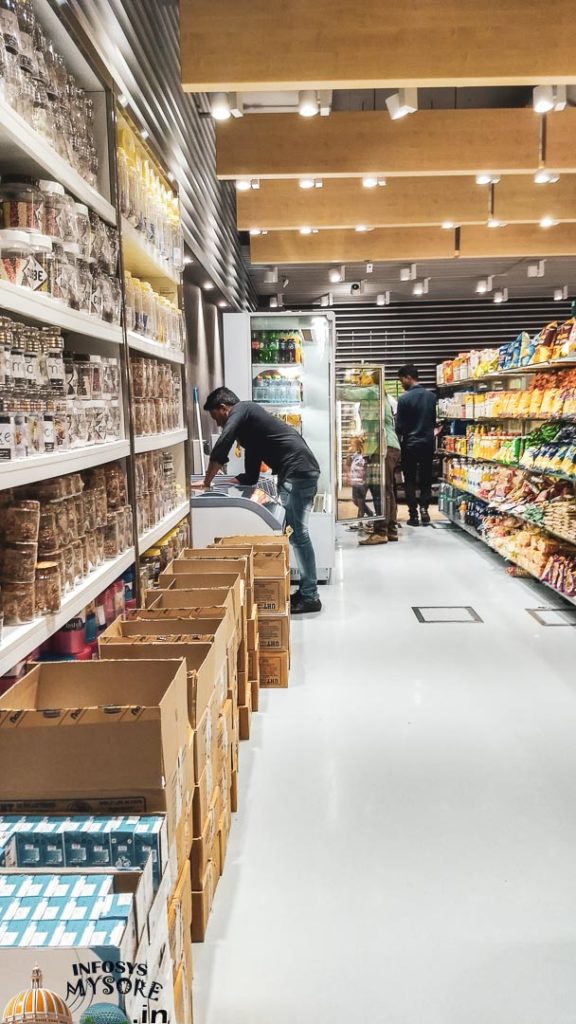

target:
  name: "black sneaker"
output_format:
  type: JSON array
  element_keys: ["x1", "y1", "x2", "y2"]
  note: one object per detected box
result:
[
  {"x1": 420, "y1": 508, "x2": 431, "y2": 526},
  {"x1": 291, "y1": 595, "x2": 322, "y2": 615},
  {"x1": 407, "y1": 512, "x2": 420, "y2": 526},
  {"x1": 290, "y1": 589, "x2": 302, "y2": 609}
]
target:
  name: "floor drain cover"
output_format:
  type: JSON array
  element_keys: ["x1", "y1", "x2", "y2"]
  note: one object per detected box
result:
[{"x1": 412, "y1": 605, "x2": 483, "y2": 624}]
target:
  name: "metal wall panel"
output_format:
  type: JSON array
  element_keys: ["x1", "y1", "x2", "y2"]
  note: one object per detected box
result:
[
  {"x1": 333, "y1": 299, "x2": 573, "y2": 386},
  {"x1": 66, "y1": 0, "x2": 252, "y2": 309}
]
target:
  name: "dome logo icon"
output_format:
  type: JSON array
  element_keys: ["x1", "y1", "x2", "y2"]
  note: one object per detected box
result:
[
  {"x1": 2, "y1": 967, "x2": 73, "y2": 1024},
  {"x1": 79, "y1": 1006, "x2": 130, "y2": 1024}
]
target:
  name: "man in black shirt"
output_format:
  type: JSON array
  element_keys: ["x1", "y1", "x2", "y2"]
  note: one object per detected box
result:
[
  {"x1": 201, "y1": 388, "x2": 322, "y2": 614},
  {"x1": 396, "y1": 364, "x2": 437, "y2": 527}
]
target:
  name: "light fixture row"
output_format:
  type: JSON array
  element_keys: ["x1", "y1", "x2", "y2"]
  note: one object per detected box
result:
[{"x1": 238, "y1": 172, "x2": 561, "y2": 193}]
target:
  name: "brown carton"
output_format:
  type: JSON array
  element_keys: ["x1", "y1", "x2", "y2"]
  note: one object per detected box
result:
[
  {"x1": 251, "y1": 677, "x2": 260, "y2": 712},
  {"x1": 247, "y1": 606, "x2": 259, "y2": 649},
  {"x1": 214, "y1": 540, "x2": 288, "y2": 579},
  {"x1": 258, "y1": 610, "x2": 290, "y2": 651},
  {"x1": 239, "y1": 704, "x2": 252, "y2": 741},
  {"x1": 230, "y1": 769, "x2": 238, "y2": 813},
  {"x1": 254, "y1": 572, "x2": 291, "y2": 612},
  {"x1": 259, "y1": 651, "x2": 290, "y2": 688},
  {"x1": 173, "y1": 957, "x2": 193, "y2": 1024},
  {"x1": 180, "y1": 547, "x2": 254, "y2": 589},
  {"x1": 168, "y1": 860, "x2": 193, "y2": 976},
  {"x1": 190, "y1": 786, "x2": 220, "y2": 889},
  {"x1": 192, "y1": 758, "x2": 213, "y2": 837},
  {"x1": 191, "y1": 860, "x2": 217, "y2": 942}
]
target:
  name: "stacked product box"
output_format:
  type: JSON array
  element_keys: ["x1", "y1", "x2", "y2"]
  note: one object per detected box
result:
[{"x1": 0, "y1": 659, "x2": 194, "y2": 1020}]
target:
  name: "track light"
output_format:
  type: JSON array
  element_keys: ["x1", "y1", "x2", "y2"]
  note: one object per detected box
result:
[
  {"x1": 362, "y1": 176, "x2": 387, "y2": 189},
  {"x1": 476, "y1": 173, "x2": 500, "y2": 186},
  {"x1": 299, "y1": 226, "x2": 318, "y2": 235},
  {"x1": 441, "y1": 221, "x2": 457, "y2": 230},
  {"x1": 412, "y1": 278, "x2": 429, "y2": 296},
  {"x1": 299, "y1": 177, "x2": 323, "y2": 189},
  {"x1": 183, "y1": 255, "x2": 193, "y2": 266},
  {"x1": 386, "y1": 88, "x2": 418, "y2": 120},
  {"x1": 298, "y1": 90, "x2": 319, "y2": 117},
  {"x1": 376, "y1": 292, "x2": 391, "y2": 306},
  {"x1": 527, "y1": 260, "x2": 546, "y2": 278},
  {"x1": 249, "y1": 228, "x2": 267, "y2": 236},
  {"x1": 540, "y1": 215, "x2": 558, "y2": 228},
  {"x1": 264, "y1": 267, "x2": 279, "y2": 285},
  {"x1": 534, "y1": 170, "x2": 560, "y2": 185},
  {"x1": 400, "y1": 264, "x2": 417, "y2": 282},
  {"x1": 533, "y1": 85, "x2": 567, "y2": 114},
  {"x1": 493, "y1": 288, "x2": 509, "y2": 304},
  {"x1": 329, "y1": 266, "x2": 345, "y2": 284},
  {"x1": 475, "y1": 276, "x2": 493, "y2": 294},
  {"x1": 269, "y1": 296, "x2": 278, "y2": 309},
  {"x1": 210, "y1": 92, "x2": 243, "y2": 121},
  {"x1": 355, "y1": 225, "x2": 369, "y2": 233},
  {"x1": 140, "y1": 128, "x2": 149, "y2": 140},
  {"x1": 236, "y1": 179, "x2": 260, "y2": 192},
  {"x1": 218, "y1": 301, "x2": 228, "y2": 308},
  {"x1": 487, "y1": 218, "x2": 503, "y2": 228},
  {"x1": 320, "y1": 293, "x2": 334, "y2": 308},
  {"x1": 554, "y1": 286, "x2": 569, "y2": 301},
  {"x1": 118, "y1": 93, "x2": 129, "y2": 108},
  {"x1": 366, "y1": 262, "x2": 374, "y2": 274}
]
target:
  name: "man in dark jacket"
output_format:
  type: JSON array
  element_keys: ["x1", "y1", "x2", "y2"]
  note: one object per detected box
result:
[
  {"x1": 201, "y1": 388, "x2": 322, "y2": 614},
  {"x1": 396, "y1": 364, "x2": 437, "y2": 527}
]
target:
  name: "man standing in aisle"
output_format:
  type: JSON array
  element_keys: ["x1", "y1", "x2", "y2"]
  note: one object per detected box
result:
[
  {"x1": 396, "y1": 364, "x2": 437, "y2": 527},
  {"x1": 200, "y1": 387, "x2": 322, "y2": 614}
]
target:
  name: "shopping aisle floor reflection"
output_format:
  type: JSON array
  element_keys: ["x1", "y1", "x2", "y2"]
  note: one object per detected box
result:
[{"x1": 195, "y1": 524, "x2": 576, "y2": 1024}]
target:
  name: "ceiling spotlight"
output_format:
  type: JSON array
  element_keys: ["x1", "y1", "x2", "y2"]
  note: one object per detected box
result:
[
  {"x1": 386, "y1": 88, "x2": 418, "y2": 120},
  {"x1": 441, "y1": 221, "x2": 457, "y2": 230},
  {"x1": 299, "y1": 177, "x2": 323, "y2": 189},
  {"x1": 140, "y1": 128, "x2": 149, "y2": 140},
  {"x1": 533, "y1": 85, "x2": 567, "y2": 114},
  {"x1": 329, "y1": 265, "x2": 345, "y2": 284},
  {"x1": 118, "y1": 93, "x2": 129, "y2": 108},
  {"x1": 249, "y1": 228, "x2": 267, "y2": 236},
  {"x1": 487, "y1": 218, "x2": 503, "y2": 228},
  {"x1": 493, "y1": 288, "x2": 509, "y2": 304},
  {"x1": 554, "y1": 286, "x2": 569, "y2": 301},
  {"x1": 475, "y1": 277, "x2": 493, "y2": 294},
  {"x1": 282, "y1": 276, "x2": 290, "y2": 289},
  {"x1": 476, "y1": 173, "x2": 501, "y2": 186},
  {"x1": 269, "y1": 296, "x2": 278, "y2": 309},
  {"x1": 320, "y1": 294, "x2": 332, "y2": 308},
  {"x1": 167, "y1": 172, "x2": 176, "y2": 183},
  {"x1": 355, "y1": 225, "x2": 369, "y2": 233},
  {"x1": 236, "y1": 178, "x2": 260, "y2": 192},
  {"x1": 203, "y1": 282, "x2": 214, "y2": 291},
  {"x1": 298, "y1": 90, "x2": 319, "y2": 117},
  {"x1": 299, "y1": 226, "x2": 318, "y2": 235},
  {"x1": 527, "y1": 260, "x2": 546, "y2": 278},
  {"x1": 366, "y1": 262, "x2": 374, "y2": 274},
  {"x1": 264, "y1": 267, "x2": 279, "y2": 285},
  {"x1": 400, "y1": 264, "x2": 417, "y2": 282},
  {"x1": 412, "y1": 278, "x2": 429, "y2": 296},
  {"x1": 376, "y1": 292, "x2": 391, "y2": 306},
  {"x1": 362, "y1": 176, "x2": 387, "y2": 189},
  {"x1": 218, "y1": 301, "x2": 228, "y2": 308},
  {"x1": 540, "y1": 215, "x2": 558, "y2": 228},
  {"x1": 210, "y1": 92, "x2": 243, "y2": 121},
  {"x1": 183, "y1": 255, "x2": 194, "y2": 266},
  {"x1": 534, "y1": 170, "x2": 560, "y2": 185}
]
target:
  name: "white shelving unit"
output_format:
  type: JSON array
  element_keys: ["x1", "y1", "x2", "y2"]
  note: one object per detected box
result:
[
  {"x1": 134, "y1": 429, "x2": 189, "y2": 454},
  {"x1": 0, "y1": 548, "x2": 135, "y2": 677},
  {"x1": 0, "y1": 281, "x2": 123, "y2": 344},
  {"x1": 137, "y1": 500, "x2": 191, "y2": 550},
  {"x1": 0, "y1": 440, "x2": 131, "y2": 492},
  {"x1": 0, "y1": 97, "x2": 116, "y2": 225},
  {"x1": 121, "y1": 218, "x2": 180, "y2": 287},
  {"x1": 127, "y1": 331, "x2": 185, "y2": 364}
]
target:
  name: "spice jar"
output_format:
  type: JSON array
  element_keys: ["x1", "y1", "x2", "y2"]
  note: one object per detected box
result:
[
  {"x1": 2, "y1": 540, "x2": 38, "y2": 581},
  {"x1": 4, "y1": 500, "x2": 40, "y2": 542},
  {"x1": 62, "y1": 544, "x2": 75, "y2": 591},
  {"x1": 38, "y1": 507, "x2": 58, "y2": 552},
  {"x1": 76, "y1": 257, "x2": 91, "y2": 312},
  {"x1": 105, "y1": 461, "x2": 126, "y2": 509},
  {"x1": 24, "y1": 233, "x2": 53, "y2": 292},
  {"x1": 15, "y1": 0, "x2": 36, "y2": 76},
  {"x1": 0, "y1": 408, "x2": 15, "y2": 460},
  {"x1": 0, "y1": 0, "x2": 20, "y2": 54},
  {"x1": 0, "y1": 229, "x2": 31, "y2": 287},
  {"x1": 63, "y1": 242, "x2": 81, "y2": 309},
  {"x1": 35, "y1": 561, "x2": 61, "y2": 614},
  {"x1": 74, "y1": 203, "x2": 91, "y2": 258},
  {"x1": 104, "y1": 512, "x2": 119, "y2": 558},
  {"x1": 1, "y1": 580, "x2": 35, "y2": 624},
  {"x1": 1, "y1": 177, "x2": 42, "y2": 232}
]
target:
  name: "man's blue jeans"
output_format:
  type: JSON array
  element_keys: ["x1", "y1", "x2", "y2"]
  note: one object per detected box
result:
[{"x1": 278, "y1": 474, "x2": 319, "y2": 601}]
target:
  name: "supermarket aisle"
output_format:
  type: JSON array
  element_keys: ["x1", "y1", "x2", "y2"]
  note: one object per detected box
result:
[{"x1": 195, "y1": 524, "x2": 576, "y2": 1024}]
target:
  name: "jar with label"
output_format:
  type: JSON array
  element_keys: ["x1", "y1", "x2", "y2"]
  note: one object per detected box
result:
[
  {"x1": 63, "y1": 242, "x2": 81, "y2": 309},
  {"x1": 9, "y1": 342, "x2": 24, "y2": 387},
  {"x1": 41, "y1": 412, "x2": 55, "y2": 452},
  {"x1": 23, "y1": 233, "x2": 53, "y2": 292},
  {"x1": 0, "y1": 0, "x2": 19, "y2": 53},
  {"x1": 91, "y1": 484, "x2": 107, "y2": 527},
  {"x1": 75, "y1": 357, "x2": 92, "y2": 399},
  {"x1": 89, "y1": 355, "x2": 103, "y2": 399},
  {"x1": 23, "y1": 329, "x2": 40, "y2": 387},
  {"x1": 41, "y1": 328, "x2": 65, "y2": 394},
  {"x1": 26, "y1": 404, "x2": 43, "y2": 454},
  {"x1": 110, "y1": 277, "x2": 122, "y2": 325},
  {"x1": 4, "y1": 500, "x2": 40, "y2": 542},
  {"x1": 72, "y1": 539, "x2": 84, "y2": 582},
  {"x1": 0, "y1": 408, "x2": 15, "y2": 460},
  {"x1": 38, "y1": 507, "x2": 58, "y2": 552},
  {"x1": 62, "y1": 544, "x2": 75, "y2": 591},
  {"x1": 104, "y1": 512, "x2": 119, "y2": 559},
  {"x1": 106, "y1": 400, "x2": 120, "y2": 442},
  {"x1": 13, "y1": 407, "x2": 27, "y2": 458},
  {"x1": 15, "y1": 0, "x2": 35, "y2": 75},
  {"x1": 76, "y1": 257, "x2": 91, "y2": 313},
  {"x1": 1, "y1": 580, "x2": 35, "y2": 624},
  {"x1": 31, "y1": 78, "x2": 51, "y2": 140},
  {"x1": 38, "y1": 180, "x2": 64, "y2": 240},
  {"x1": 74, "y1": 203, "x2": 91, "y2": 258},
  {"x1": 0, "y1": 230, "x2": 31, "y2": 287},
  {"x1": 92, "y1": 400, "x2": 106, "y2": 443},
  {"x1": 1, "y1": 177, "x2": 42, "y2": 232},
  {"x1": 105, "y1": 461, "x2": 126, "y2": 509},
  {"x1": 3, "y1": 540, "x2": 38, "y2": 581},
  {"x1": 51, "y1": 242, "x2": 69, "y2": 304},
  {"x1": 0, "y1": 331, "x2": 13, "y2": 391},
  {"x1": 35, "y1": 561, "x2": 61, "y2": 614},
  {"x1": 53, "y1": 403, "x2": 68, "y2": 449}
]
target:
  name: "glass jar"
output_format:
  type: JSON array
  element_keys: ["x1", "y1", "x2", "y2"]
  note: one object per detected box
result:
[
  {"x1": 0, "y1": 0, "x2": 19, "y2": 53},
  {"x1": 1, "y1": 177, "x2": 42, "y2": 232},
  {"x1": 15, "y1": 0, "x2": 36, "y2": 76},
  {"x1": 1, "y1": 580, "x2": 35, "y2": 624},
  {"x1": 22, "y1": 327, "x2": 40, "y2": 386},
  {"x1": 2, "y1": 540, "x2": 38, "y2": 581},
  {"x1": 76, "y1": 257, "x2": 91, "y2": 313},
  {"x1": 4, "y1": 500, "x2": 40, "y2": 542},
  {"x1": 63, "y1": 242, "x2": 81, "y2": 309},
  {"x1": 38, "y1": 180, "x2": 66, "y2": 240},
  {"x1": 75, "y1": 357, "x2": 92, "y2": 399},
  {"x1": 0, "y1": 229, "x2": 31, "y2": 287},
  {"x1": 38, "y1": 507, "x2": 58, "y2": 553},
  {"x1": 74, "y1": 203, "x2": 91, "y2": 258},
  {"x1": 104, "y1": 512, "x2": 120, "y2": 559},
  {"x1": 35, "y1": 561, "x2": 61, "y2": 614},
  {"x1": 31, "y1": 78, "x2": 51, "y2": 140},
  {"x1": 62, "y1": 543, "x2": 75, "y2": 591},
  {"x1": 105, "y1": 461, "x2": 126, "y2": 509},
  {"x1": 24, "y1": 233, "x2": 53, "y2": 292},
  {"x1": 26, "y1": 403, "x2": 43, "y2": 454},
  {"x1": 10, "y1": 344, "x2": 25, "y2": 388},
  {"x1": 0, "y1": 409, "x2": 15, "y2": 460}
]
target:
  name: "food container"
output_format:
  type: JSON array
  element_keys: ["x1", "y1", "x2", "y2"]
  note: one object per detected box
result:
[
  {"x1": 0, "y1": 229, "x2": 31, "y2": 287},
  {"x1": 4, "y1": 500, "x2": 40, "y2": 542},
  {"x1": 105, "y1": 461, "x2": 126, "y2": 509},
  {"x1": 74, "y1": 202, "x2": 91, "y2": 258},
  {"x1": 104, "y1": 512, "x2": 119, "y2": 558},
  {"x1": 62, "y1": 543, "x2": 75, "y2": 591},
  {"x1": 35, "y1": 561, "x2": 61, "y2": 613},
  {"x1": 0, "y1": 1, "x2": 21, "y2": 55},
  {"x1": 26, "y1": 232, "x2": 53, "y2": 291},
  {"x1": 2, "y1": 540, "x2": 38, "y2": 581},
  {"x1": 1, "y1": 177, "x2": 41, "y2": 233},
  {"x1": 38, "y1": 507, "x2": 58, "y2": 552},
  {"x1": 1, "y1": 580, "x2": 35, "y2": 625}
]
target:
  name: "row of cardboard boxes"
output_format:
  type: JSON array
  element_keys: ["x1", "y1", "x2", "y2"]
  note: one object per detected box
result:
[{"x1": 0, "y1": 532, "x2": 291, "y2": 1020}]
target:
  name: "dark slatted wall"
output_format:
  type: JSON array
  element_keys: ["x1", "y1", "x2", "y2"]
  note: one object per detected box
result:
[
  {"x1": 334, "y1": 299, "x2": 573, "y2": 386},
  {"x1": 66, "y1": 0, "x2": 252, "y2": 309}
]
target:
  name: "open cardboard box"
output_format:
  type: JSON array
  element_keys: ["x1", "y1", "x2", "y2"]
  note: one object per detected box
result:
[
  {"x1": 145, "y1": 587, "x2": 239, "y2": 632},
  {"x1": 164, "y1": 551, "x2": 254, "y2": 591},
  {"x1": 126, "y1": 604, "x2": 238, "y2": 656},
  {"x1": 156, "y1": 572, "x2": 244, "y2": 621},
  {"x1": 0, "y1": 660, "x2": 189, "y2": 853},
  {"x1": 213, "y1": 542, "x2": 288, "y2": 579}
]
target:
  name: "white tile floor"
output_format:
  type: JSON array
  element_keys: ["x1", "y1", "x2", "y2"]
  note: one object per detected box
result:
[{"x1": 195, "y1": 521, "x2": 576, "y2": 1024}]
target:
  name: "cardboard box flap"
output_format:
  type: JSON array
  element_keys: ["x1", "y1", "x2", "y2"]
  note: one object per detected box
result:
[{"x1": 165, "y1": 557, "x2": 251, "y2": 581}]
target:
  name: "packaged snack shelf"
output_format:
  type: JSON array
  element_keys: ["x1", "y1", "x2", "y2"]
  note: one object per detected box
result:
[
  {"x1": 134, "y1": 428, "x2": 188, "y2": 454},
  {"x1": 121, "y1": 217, "x2": 181, "y2": 287},
  {"x1": 443, "y1": 478, "x2": 576, "y2": 549},
  {"x1": 439, "y1": 359, "x2": 576, "y2": 389},
  {"x1": 0, "y1": 546, "x2": 135, "y2": 677},
  {"x1": 0, "y1": 281, "x2": 123, "y2": 343},
  {"x1": 0, "y1": 439, "x2": 130, "y2": 491},
  {"x1": 0, "y1": 96, "x2": 116, "y2": 226},
  {"x1": 127, "y1": 330, "x2": 185, "y2": 364},
  {"x1": 137, "y1": 499, "x2": 191, "y2": 550},
  {"x1": 440, "y1": 452, "x2": 576, "y2": 482}
]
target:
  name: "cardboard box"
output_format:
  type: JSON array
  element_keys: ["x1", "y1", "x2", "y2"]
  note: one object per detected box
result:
[
  {"x1": 192, "y1": 759, "x2": 213, "y2": 838},
  {"x1": 259, "y1": 651, "x2": 290, "y2": 688},
  {"x1": 189, "y1": 788, "x2": 220, "y2": 889},
  {"x1": 192, "y1": 693, "x2": 218, "y2": 784},
  {"x1": 239, "y1": 705, "x2": 252, "y2": 741},
  {"x1": 247, "y1": 606, "x2": 259, "y2": 650},
  {"x1": 215, "y1": 536, "x2": 289, "y2": 576},
  {"x1": 128, "y1": 603, "x2": 238, "y2": 654},
  {"x1": 230, "y1": 770, "x2": 238, "y2": 813},
  {"x1": 191, "y1": 860, "x2": 216, "y2": 943},
  {"x1": 254, "y1": 573, "x2": 291, "y2": 612},
  {"x1": 251, "y1": 678, "x2": 260, "y2": 712},
  {"x1": 168, "y1": 860, "x2": 192, "y2": 975},
  {"x1": 179, "y1": 548, "x2": 254, "y2": 589},
  {"x1": 146, "y1": 586, "x2": 234, "y2": 620},
  {"x1": 99, "y1": 636, "x2": 220, "y2": 730},
  {"x1": 248, "y1": 647, "x2": 260, "y2": 680},
  {"x1": 0, "y1": 661, "x2": 190, "y2": 850},
  {"x1": 173, "y1": 956, "x2": 194, "y2": 1024},
  {"x1": 237, "y1": 670, "x2": 249, "y2": 707},
  {"x1": 210, "y1": 830, "x2": 221, "y2": 882},
  {"x1": 258, "y1": 610, "x2": 290, "y2": 651},
  {"x1": 157, "y1": 570, "x2": 243, "y2": 616}
]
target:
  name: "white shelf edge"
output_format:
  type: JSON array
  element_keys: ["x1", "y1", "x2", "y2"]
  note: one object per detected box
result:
[
  {"x1": 0, "y1": 281, "x2": 123, "y2": 343},
  {"x1": 0, "y1": 548, "x2": 135, "y2": 677},
  {"x1": 0, "y1": 440, "x2": 131, "y2": 492},
  {"x1": 438, "y1": 359, "x2": 576, "y2": 389},
  {"x1": 137, "y1": 500, "x2": 191, "y2": 551},
  {"x1": 0, "y1": 96, "x2": 116, "y2": 225},
  {"x1": 134, "y1": 429, "x2": 188, "y2": 454},
  {"x1": 127, "y1": 331, "x2": 185, "y2": 364},
  {"x1": 121, "y1": 218, "x2": 181, "y2": 286}
]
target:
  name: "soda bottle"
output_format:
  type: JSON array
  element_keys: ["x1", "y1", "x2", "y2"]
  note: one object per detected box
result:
[
  {"x1": 251, "y1": 332, "x2": 260, "y2": 363},
  {"x1": 287, "y1": 334, "x2": 295, "y2": 364},
  {"x1": 271, "y1": 332, "x2": 280, "y2": 363}
]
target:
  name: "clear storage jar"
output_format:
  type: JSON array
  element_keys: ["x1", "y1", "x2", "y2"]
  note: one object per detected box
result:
[
  {"x1": 0, "y1": 0, "x2": 20, "y2": 54},
  {"x1": 4, "y1": 500, "x2": 40, "y2": 542},
  {"x1": 0, "y1": 230, "x2": 32, "y2": 287},
  {"x1": 1, "y1": 580, "x2": 35, "y2": 624},
  {"x1": 25, "y1": 233, "x2": 53, "y2": 292},
  {"x1": 2, "y1": 541, "x2": 38, "y2": 581},
  {"x1": 35, "y1": 561, "x2": 61, "y2": 614},
  {"x1": 1, "y1": 177, "x2": 42, "y2": 232},
  {"x1": 74, "y1": 203, "x2": 91, "y2": 258}
]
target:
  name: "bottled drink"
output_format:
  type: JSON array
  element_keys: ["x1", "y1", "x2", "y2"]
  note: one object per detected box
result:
[
  {"x1": 251, "y1": 332, "x2": 260, "y2": 363},
  {"x1": 287, "y1": 334, "x2": 296, "y2": 364},
  {"x1": 270, "y1": 332, "x2": 280, "y2": 363}
]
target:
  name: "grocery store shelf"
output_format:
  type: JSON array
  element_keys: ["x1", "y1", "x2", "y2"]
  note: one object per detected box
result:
[
  {"x1": 134, "y1": 428, "x2": 188, "y2": 454},
  {"x1": 259, "y1": 402, "x2": 303, "y2": 409},
  {"x1": 127, "y1": 331, "x2": 185, "y2": 364},
  {"x1": 0, "y1": 281, "x2": 123, "y2": 343},
  {"x1": 0, "y1": 440, "x2": 131, "y2": 492},
  {"x1": 0, "y1": 97, "x2": 116, "y2": 225},
  {"x1": 121, "y1": 218, "x2": 180, "y2": 286},
  {"x1": 438, "y1": 359, "x2": 576, "y2": 389},
  {"x1": 0, "y1": 547, "x2": 135, "y2": 678},
  {"x1": 440, "y1": 416, "x2": 576, "y2": 424},
  {"x1": 443, "y1": 479, "x2": 576, "y2": 548},
  {"x1": 445, "y1": 512, "x2": 576, "y2": 607},
  {"x1": 440, "y1": 452, "x2": 576, "y2": 482},
  {"x1": 252, "y1": 363, "x2": 303, "y2": 371},
  {"x1": 137, "y1": 500, "x2": 191, "y2": 550}
]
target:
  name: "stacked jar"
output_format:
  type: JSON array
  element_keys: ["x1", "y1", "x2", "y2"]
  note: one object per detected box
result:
[
  {"x1": 130, "y1": 355, "x2": 183, "y2": 436},
  {"x1": 124, "y1": 272, "x2": 184, "y2": 349},
  {"x1": 134, "y1": 449, "x2": 184, "y2": 535}
]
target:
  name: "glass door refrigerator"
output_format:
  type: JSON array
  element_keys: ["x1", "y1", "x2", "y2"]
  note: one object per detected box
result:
[
  {"x1": 335, "y1": 366, "x2": 387, "y2": 527},
  {"x1": 223, "y1": 311, "x2": 336, "y2": 581}
]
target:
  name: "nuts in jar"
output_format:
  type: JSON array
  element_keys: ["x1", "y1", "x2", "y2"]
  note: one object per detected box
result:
[
  {"x1": 2, "y1": 540, "x2": 38, "y2": 581},
  {"x1": 35, "y1": 561, "x2": 61, "y2": 613},
  {"x1": 1, "y1": 580, "x2": 35, "y2": 625},
  {"x1": 4, "y1": 499, "x2": 40, "y2": 542}
]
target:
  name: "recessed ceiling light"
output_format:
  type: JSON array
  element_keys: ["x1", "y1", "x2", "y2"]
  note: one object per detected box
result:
[
  {"x1": 540, "y1": 216, "x2": 558, "y2": 228},
  {"x1": 533, "y1": 85, "x2": 567, "y2": 114},
  {"x1": 298, "y1": 90, "x2": 319, "y2": 117},
  {"x1": 249, "y1": 228, "x2": 267, "y2": 236},
  {"x1": 487, "y1": 218, "x2": 503, "y2": 228},
  {"x1": 476, "y1": 173, "x2": 501, "y2": 186},
  {"x1": 203, "y1": 282, "x2": 214, "y2": 291},
  {"x1": 299, "y1": 226, "x2": 319, "y2": 235},
  {"x1": 441, "y1": 221, "x2": 457, "y2": 230},
  {"x1": 493, "y1": 288, "x2": 509, "y2": 304},
  {"x1": 329, "y1": 266, "x2": 345, "y2": 284},
  {"x1": 210, "y1": 92, "x2": 243, "y2": 121},
  {"x1": 299, "y1": 177, "x2": 322, "y2": 189},
  {"x1": 534, "y1": 170, "x2": 560, "y2": 185},
  {"x1": 236, "y1": 180, "x2": 251, "y2": 192},
  {"x1": 554, "y1": 286, "x2": 568, "y2": 301}
]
